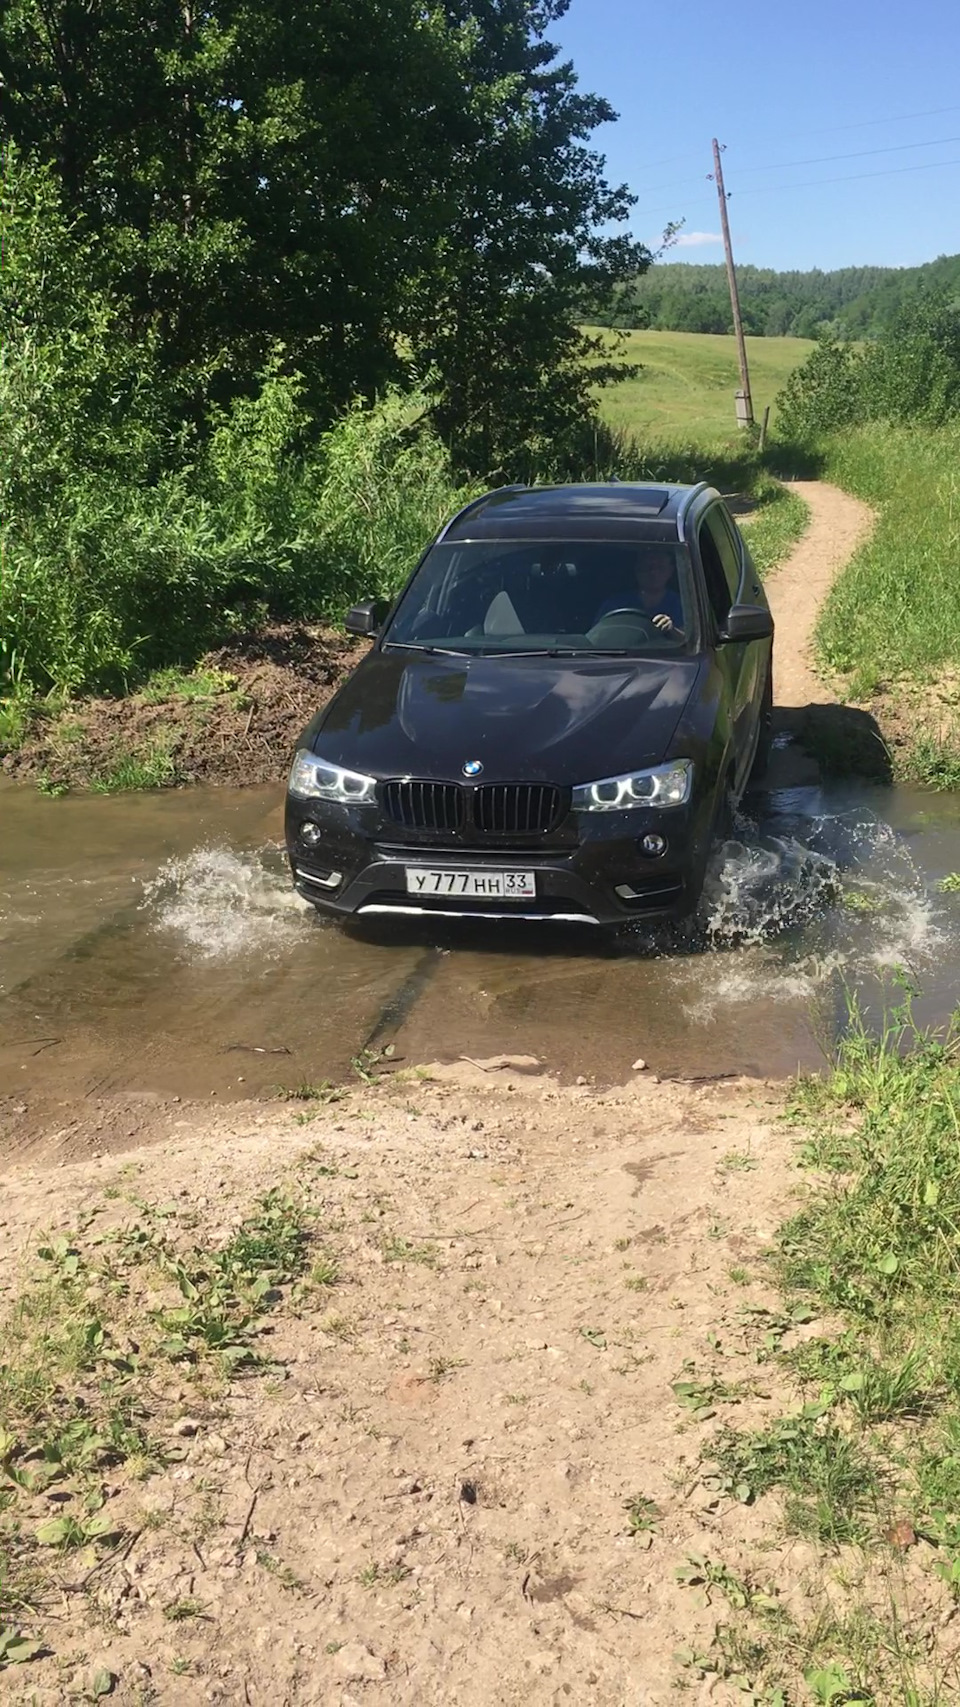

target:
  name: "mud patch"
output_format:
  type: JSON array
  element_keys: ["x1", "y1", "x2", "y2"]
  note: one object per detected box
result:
[{"x1": 2, "y1": 624, "x2": 366, "y2": 790}]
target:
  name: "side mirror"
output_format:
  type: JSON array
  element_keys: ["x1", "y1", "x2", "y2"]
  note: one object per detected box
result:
[
  {"x1": 345, "y1": 599, "x2": 389, "y2": 637},
  {"x1": 718, "y1": 603, "x2": 774, "y2": 644}
]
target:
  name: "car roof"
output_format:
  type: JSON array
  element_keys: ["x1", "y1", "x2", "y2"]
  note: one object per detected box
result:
[{"x1": 439, "y1": 481, "x2": 714, "y2": 544}]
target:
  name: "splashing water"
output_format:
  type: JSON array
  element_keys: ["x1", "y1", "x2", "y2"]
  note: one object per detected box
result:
[
  {"x1": 701, "y1": 829, "x2": 842, "y2": 947},
  {"x1": 678, "y1": 805, "x2": 948, "y2": 1023},
  {"x1": 140, "y1": 806, "x2": 949, "y2": 1039},
  {"x1": 142, "y1": 845, "x2": 313, "y2": 960}
]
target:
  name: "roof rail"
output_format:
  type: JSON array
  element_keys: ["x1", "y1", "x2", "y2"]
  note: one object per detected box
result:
[
  {"x1": 434, "y1": 484, "x2": 527, "y2": 544},
  {"x1": 675, "y1": 481, "x2": 710, "y2": 542}
]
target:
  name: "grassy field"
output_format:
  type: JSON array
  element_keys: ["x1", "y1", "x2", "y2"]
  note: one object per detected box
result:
[{"x1": 591, "y1": 327, "x2": 815, "y2": 444}]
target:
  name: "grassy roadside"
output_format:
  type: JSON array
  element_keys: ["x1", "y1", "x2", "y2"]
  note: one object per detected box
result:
[
  {"x1": 691, "y1": 994, "x2": 960, "y2": 1703},
  {"x1": 810, "y1": 422, "x2": 960, "y2": 788},
  {"x1": 739, "y1": 476, "x2": 810, "y2": 578}
]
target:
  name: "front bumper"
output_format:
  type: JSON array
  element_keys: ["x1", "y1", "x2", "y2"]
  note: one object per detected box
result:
[{"x1": 285, "y1": 794, "x2": 714, "y2": 927}]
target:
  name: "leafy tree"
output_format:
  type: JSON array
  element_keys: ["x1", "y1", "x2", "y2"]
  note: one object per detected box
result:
[
  {"x1": 0, "y1": 0, "x2": 645, "y2": 466},
  {"x1": 0, "y1": 0, "x2": 469, "y2": 417},
  {"x1": 410, "y1": 0, "x2": 645, "y2": 475}
]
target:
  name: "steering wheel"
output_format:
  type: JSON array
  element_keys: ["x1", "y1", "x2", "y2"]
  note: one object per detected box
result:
[{"x1": 590, "y1": 608, "x2": 662, "y2": 637}]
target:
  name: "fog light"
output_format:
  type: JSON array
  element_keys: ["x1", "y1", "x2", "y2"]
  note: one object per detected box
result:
[
  {"x1": 300, "y1": 821, "x2": 324, "y2": 846},
  {"x1": 640, "y1": 833, "x2": 667, "y2": 858}
]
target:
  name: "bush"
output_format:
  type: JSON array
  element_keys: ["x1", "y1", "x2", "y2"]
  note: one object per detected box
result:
[
  {"x1": 0, "y1": 155, "x2": 473, "y2": 696},
  {"x1": 0, "y1": 379, "x2": 472, "y2": 696},
  {"x1": 776, "y1": 338, "x2": 864, "y2": 439},
  {"x1": 777, "y1": 296, "x2": 960, "y2": 441}
]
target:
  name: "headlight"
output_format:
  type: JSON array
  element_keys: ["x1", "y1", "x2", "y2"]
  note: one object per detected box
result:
[
  {"x1": 288, "y1": 748, "x2": 377, "y2": 804},
  {"x1": 572, "y1": 758, "x2": 693, "y2": 812}
]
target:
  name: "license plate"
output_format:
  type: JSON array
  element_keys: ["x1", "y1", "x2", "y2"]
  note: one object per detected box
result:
[{"x1": 405, "y1": 867, "x2": 536, "y2": 900}]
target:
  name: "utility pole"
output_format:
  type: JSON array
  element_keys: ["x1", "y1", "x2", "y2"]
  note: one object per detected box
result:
[{"x1": 711, "y1": 139, "x2": 754, "y2": 428}]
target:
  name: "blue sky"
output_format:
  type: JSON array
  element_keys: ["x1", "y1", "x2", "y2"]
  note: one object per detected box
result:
[{"x1": 551, "y1": 0, "x2": 960, "y2": 271}]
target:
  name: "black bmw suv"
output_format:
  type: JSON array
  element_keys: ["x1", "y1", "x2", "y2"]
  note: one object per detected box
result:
[{"x1": 285, "y1": 482, "x2": 774, "y2": 927}]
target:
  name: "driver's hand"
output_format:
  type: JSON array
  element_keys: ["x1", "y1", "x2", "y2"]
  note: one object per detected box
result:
[{"x1": 652, "y1": 613, "x2": 675, "y2": 632}]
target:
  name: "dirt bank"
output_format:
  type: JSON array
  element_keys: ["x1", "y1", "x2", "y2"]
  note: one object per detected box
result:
[{"x1": 2, "y1": 626, "x2": 366, "y2": 791}]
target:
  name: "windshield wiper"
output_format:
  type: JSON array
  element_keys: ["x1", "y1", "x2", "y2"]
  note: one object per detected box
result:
[{"x1": 383, "y1": 642, "x2": 470, "y2": 656}]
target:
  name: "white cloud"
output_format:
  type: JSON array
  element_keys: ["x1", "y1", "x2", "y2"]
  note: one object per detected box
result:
[{"x1": 673, "y1": 231, "x2": 723, "y2": 248}]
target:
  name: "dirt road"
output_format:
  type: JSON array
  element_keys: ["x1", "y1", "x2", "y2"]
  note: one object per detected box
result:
[
  {"x1": 765, "y1": 481, "x2": 873, "y2": 709},
  {"x1": 0, "y1": 489, "x2": 882, "y2": 1706},
  {"x1": 2, "y1": 1067, "x2": 811, "y2": 1707}
]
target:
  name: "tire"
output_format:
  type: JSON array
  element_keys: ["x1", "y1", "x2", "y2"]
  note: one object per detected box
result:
[{"x1": 749, "y1": 666, "x2": 773, "y2": 783}]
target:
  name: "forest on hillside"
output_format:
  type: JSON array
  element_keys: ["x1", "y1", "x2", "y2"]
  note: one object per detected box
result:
[{"x1": 591, "y1": 253, "x2": 960, "y2": 338}]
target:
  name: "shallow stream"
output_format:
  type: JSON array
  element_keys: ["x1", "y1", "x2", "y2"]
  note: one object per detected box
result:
[{"x1": 2, "y1": 763, "x2": 959, "y2": 1108}]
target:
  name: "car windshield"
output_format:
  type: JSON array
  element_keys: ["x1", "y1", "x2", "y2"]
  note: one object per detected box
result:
[{"x1": 383, "y1": 540, "x2": 696, "y2": 656}]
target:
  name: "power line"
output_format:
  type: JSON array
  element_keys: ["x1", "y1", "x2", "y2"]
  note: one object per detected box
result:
[
  {"x1": 628, "y1": 102, "x2": 960, "y2": 183},
  {"x1": 777, "y1": 100, "x2": 960, "y2": 140},
  {"x1": 736, "y1": 132, "x2": 960, "y2": 177},
  {"x1": 732, "y1": 153, "x2": 960, "y2": 199},
  {"x1": 630, "y1": 150, "x2": 960, "y2": 220},
  {"x1": 630, "y1": 131, "x2": 960, "y2": 205}
]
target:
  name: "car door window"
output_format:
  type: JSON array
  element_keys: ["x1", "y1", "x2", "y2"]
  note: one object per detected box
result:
[
  {"x1": 697, "y1": 510, "x2": 738, "y2": 629},
  {"x1": 706, "y1": 509, "x2": 742, "y2": 601},
  {"x1": 717, "y1": 510, "x2": 745, "y2": 600}
]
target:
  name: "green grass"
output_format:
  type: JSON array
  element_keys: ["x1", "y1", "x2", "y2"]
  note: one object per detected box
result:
[
  {"x1": 907, "y1": 734, "x2": 960, "y2": 792},
  {"x1": 88, "y1": 735, "x2": 177, "y2": 793},
  {"x1": 702, "y1": 991, "x2": 960, "y2": 1701},
  {"x1": 816, "y1": 422, "x2": 960, "y2": 687},
  {"x1": 139, "y1": 666, "x2": 240, "y2": 704},
  {"x1": 738, "y1": 476, "x2": 810, "y2": 578},
  {"x1": 585, "y1": 330, "x2": 811, "y2": 579},
  {"x1": 0, "y1": 698, "x2": 28, "y2": 752},
  {"x1": 591, "y1": 327, "x2": 814, "y2": 445}
]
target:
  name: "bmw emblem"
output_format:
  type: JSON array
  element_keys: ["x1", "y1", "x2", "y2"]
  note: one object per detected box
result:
[{"x1": 462, "y1": 759, "x2": 483, "y2": 778}]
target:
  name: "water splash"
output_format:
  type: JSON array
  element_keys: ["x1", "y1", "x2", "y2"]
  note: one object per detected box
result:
[
  {"x1": 701, "y1": 829, "x2": 842, "y2": 947},
  {"x1": 677, "y1": 805, "x2": 947, "y2": 1022},
  {"x1": 142, "y1": 845, "x2": 313, "y2": 960}
]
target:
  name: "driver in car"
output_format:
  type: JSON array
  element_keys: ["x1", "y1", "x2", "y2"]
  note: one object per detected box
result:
[{"x1": 595, "y1": 549, "x2": 684, "y2": 635}]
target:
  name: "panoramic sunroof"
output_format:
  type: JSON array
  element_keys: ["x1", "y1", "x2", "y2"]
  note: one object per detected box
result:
[{"x1": 481, "y1": 484, "x2": 672, "y2": 517}]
